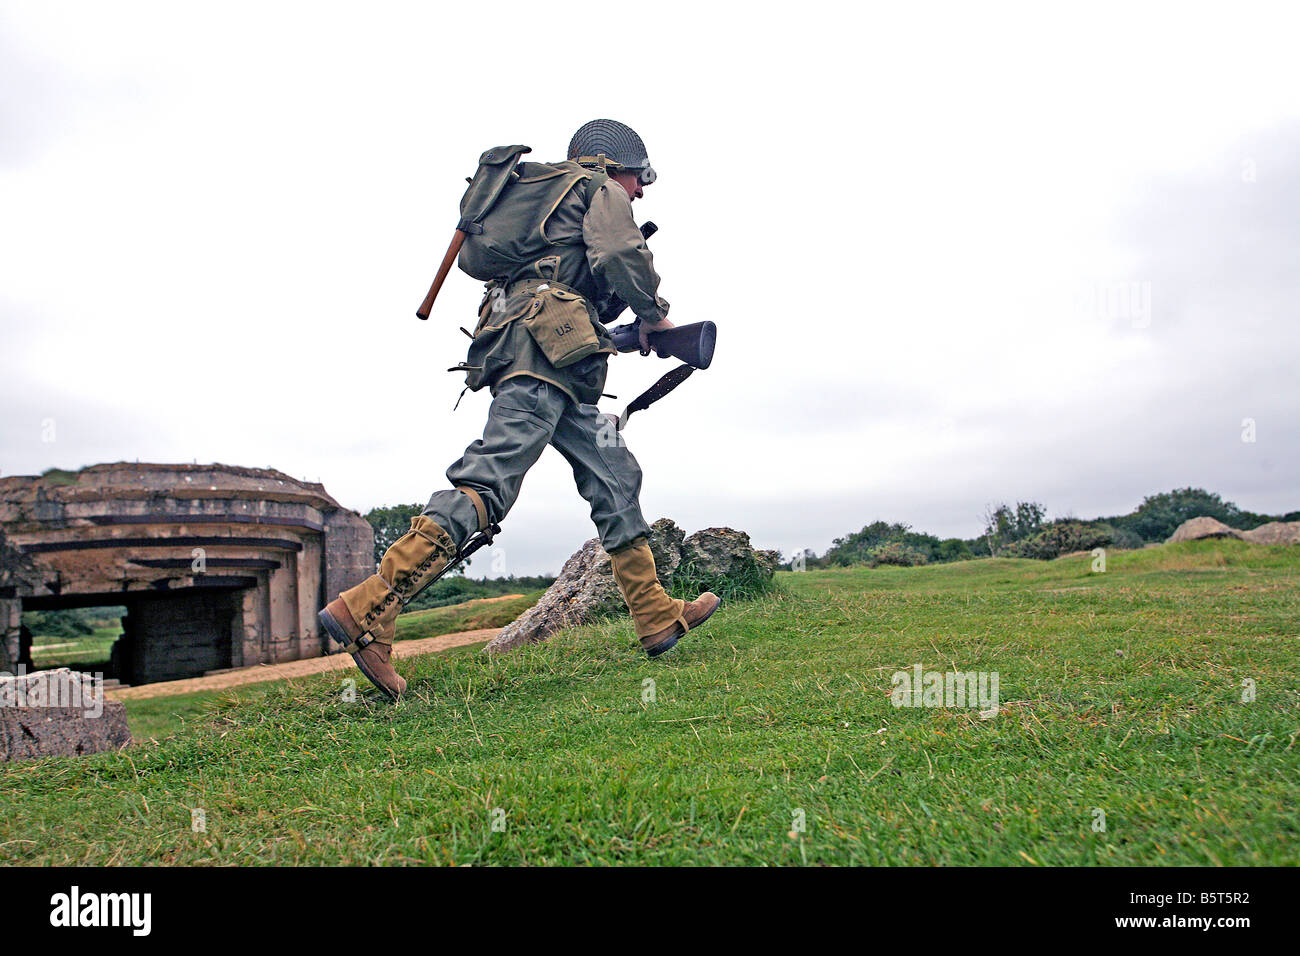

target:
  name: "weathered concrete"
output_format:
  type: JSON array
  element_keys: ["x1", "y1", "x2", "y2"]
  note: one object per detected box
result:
[
  {"x1": 0, "y1": 668, "x2": 131, "y2": 761},
  {"x1": 0, "y1": 463, "x2": 374, "y2": 683},
  {"x1": 0, "y1": 531, "x2": 40, "y2": 670}
]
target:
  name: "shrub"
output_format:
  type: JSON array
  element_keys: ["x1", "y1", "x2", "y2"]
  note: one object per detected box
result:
[
  {"x1": 868, "y1": 541, "x2": 930, "y2": 567},
  {"x1": 1003, "y1": 520, "x2": 1113, "y2": 560},
  {"x1": 934, "y1": 538, "x2": 975, "y2": 562},
  {"x1": 1106, "y1": 525, "x2": 1145, "y2": 551}
]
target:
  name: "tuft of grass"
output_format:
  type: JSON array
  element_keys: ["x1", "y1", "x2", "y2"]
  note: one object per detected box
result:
[
  {"x1": 1, "y1": 539, "x2": 1295, "y2": 866},
  {"x1": 670, "y1": 558, "x2": 777, "y2": 604},
  {"x1": 38, "y1": 467, "x2": 81, "y2": 486}
]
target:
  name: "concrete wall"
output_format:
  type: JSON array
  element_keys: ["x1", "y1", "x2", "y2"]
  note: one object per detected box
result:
[
  {"x1": 324, "y1": 509, "x2": 376, "y2": 608},
  {"x1": 120, "y1": 591, "x2": 238, "y2": 684},
  {"x1": 0, "y1": 464, "x2": 374, "y2": 684},
  {"x1": 0, "y1": 599, "x2": 19, "y2": 673}
]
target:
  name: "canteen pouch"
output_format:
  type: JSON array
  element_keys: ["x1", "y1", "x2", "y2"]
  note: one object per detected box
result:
[{"x1": 521, "y1": 286, "x2": 603, "y2": 368}]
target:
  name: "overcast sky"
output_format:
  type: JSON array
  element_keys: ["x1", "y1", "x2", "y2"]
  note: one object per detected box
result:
[{"x1": 2, "y1": 1, "x2": 1298, "y2": 576}]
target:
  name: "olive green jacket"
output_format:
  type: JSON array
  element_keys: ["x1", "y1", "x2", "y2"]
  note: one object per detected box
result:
[{"x1": 460, "y1": 164, "x2": 669, "y2": 405}]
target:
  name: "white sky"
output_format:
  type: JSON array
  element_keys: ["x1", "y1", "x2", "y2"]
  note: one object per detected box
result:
[{"x1": 3, "y1": 1, "x2": 1298, "y2": 575}]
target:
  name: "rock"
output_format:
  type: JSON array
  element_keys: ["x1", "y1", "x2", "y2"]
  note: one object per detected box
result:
[
  {"x1": 484, "y1": 519, "x2": 775, "y2": 655},
  {"x1": 1166, "y1": 516, "x2": 1244, "y2": 543},
  {"x1": 677, "y1": 527, "x2": 771, "y2": 590},
  {"x1": 485, "y1": 519, "x2": 684, "y2": 655},
  {"x1": 0, "y1": 668, "x2": 131, "y2": 762},
  {"x1": 1241, "y1": 521, "x2": 1300, "y2": 545},
  {"x1": 645, "y1": 517, "x2": 686, "y2": 583}
]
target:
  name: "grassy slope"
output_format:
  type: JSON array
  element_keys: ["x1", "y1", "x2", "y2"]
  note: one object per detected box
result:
[
  {"x1": 1, "y1": 541, "x2": 1295, "y2": 865},
  {"x1": 394, "y1": 592, "x2": 543, "y2": 642}
]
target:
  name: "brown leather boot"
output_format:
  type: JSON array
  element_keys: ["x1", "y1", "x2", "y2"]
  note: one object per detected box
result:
[
  {"x1": 318, "y1": 599, "x2": 406, "y2": 701},
  {"x1": 318, "y1": 514, "x2": 457, "y2": 702},
  {"x1": 610, "y1": 538, "x2": 722, "y2": 658},
  {"x1": 639, "y1": 591, "x2": 721, "y2": 658}
]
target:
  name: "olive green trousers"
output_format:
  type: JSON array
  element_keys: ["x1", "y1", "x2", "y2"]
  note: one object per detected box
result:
[{"x1": 425, "y1": 375, "x2": 653, "y2": 556}]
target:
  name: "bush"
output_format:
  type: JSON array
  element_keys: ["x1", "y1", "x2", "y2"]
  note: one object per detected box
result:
[
  {"x1": 1107, "y1": 525, "x2": 1145, "y2": 551},
  {"x1": 934, "y1": 538, "x2": 975, "y2": 562},
  {"x1": 1003, "y1": 520, "x2": 1113, "y2": 560},
  {"x1": 820, "y1": 521, "x2": 972, "y2": 567},
  {"x1": 868, "y1": 541, "x2": 929, "y2": 567}
]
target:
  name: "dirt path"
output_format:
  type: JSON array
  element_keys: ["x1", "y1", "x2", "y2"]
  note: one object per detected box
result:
[{"x1": 107, "y1": 628, "x2": 501, "y2": 701}]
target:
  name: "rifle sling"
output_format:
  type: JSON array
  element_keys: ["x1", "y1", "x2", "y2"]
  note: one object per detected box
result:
[{"x1": 617, "y1": 364, "x2": 696, "y2": 430}]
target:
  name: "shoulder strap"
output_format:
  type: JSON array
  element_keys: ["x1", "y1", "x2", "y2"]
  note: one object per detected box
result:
[
  {"x1": 584, "y1": 168, "x2": 610, "y2": 205},
  {"x1": 617, "y1": 364, "x2": 697, "y2": 431}
]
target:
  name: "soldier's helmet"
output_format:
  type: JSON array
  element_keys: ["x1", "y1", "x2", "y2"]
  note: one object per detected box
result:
[{"x1": 568, "y1": 119, "x2": 657, "y2": 185}]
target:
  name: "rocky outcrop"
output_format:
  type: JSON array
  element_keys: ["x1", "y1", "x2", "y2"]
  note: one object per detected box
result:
[
  {"x1": 484, "y1": 519, "x2": 773, "y2": 654},
  {"x1": 1241, "y1": 521, "x2": 1300, "y2": 545},
  {"x1": 1166, "y1": 516, "x2": 1300, "y2": 545},
  {"x1": 1166, "y1": 517, "x2": 1244, "y2": 543},
  {"x1": 0, "y1": 668, "x2": 131, "y2": 761}
]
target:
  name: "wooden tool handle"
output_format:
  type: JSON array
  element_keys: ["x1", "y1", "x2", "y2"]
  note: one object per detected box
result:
[{"x1": 416, "y1": 229, "x2": 468, "y2": 320}]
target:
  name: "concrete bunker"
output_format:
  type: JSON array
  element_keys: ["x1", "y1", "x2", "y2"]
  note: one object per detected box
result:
[{"x1": 0, "y1": 463, "x2": 373, "y2": 685}]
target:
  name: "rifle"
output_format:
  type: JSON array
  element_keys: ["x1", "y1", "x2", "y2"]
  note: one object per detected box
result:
[
  {"x1": 598, "y1": 220, "x2": 718, "y2": 429},
  {"x1": 606, "y1": 319, "x2": 716, "y2": 370}
]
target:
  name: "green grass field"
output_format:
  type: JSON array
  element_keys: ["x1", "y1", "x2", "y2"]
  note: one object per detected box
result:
[
  {"x1": 28, "y1": 626, "x2": 120, "y2": 671},
  {"x1": 1, "y1": 540, "x2": 1296, "y2": 865},
  {"x1": 394, "y1": 591, "x2": 544, "y2": 642}
]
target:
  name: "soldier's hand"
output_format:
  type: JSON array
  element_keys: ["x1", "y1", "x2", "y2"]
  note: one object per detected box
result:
[{"x1": 638, "y1": 317, "x2": 675, "y2": 356}]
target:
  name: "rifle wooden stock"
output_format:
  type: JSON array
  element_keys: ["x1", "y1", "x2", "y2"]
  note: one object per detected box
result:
[
  {"x1": 416, "y1": 228, "x2": 468, "y2": 320},
  {"x1": 607, "y1": 320, "x2": 716, "y2": 369}
]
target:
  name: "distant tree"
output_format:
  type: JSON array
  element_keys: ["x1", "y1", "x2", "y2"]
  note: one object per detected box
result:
[
  {"x1": 981, "y1": 501, "x2": 1046, "y2": 555},
  {"x1": 363, "y1": 503, "x2": 463, "y2": 573},
  {"x1": 824, "y1": 521, "x2": 925, "y2": 566},
  {"x1": 934, "y1": 538, "x2": 975, "y2": 563},
  {"x1": 821, "y1": 521, "x2": 968, "y2": 567},
  {"x1": 1120, "y1": 488, "x2": 1242, "y2": 542},
  {"x1": 23, "y1": 607, "x2": 123, "y2": 640}
]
